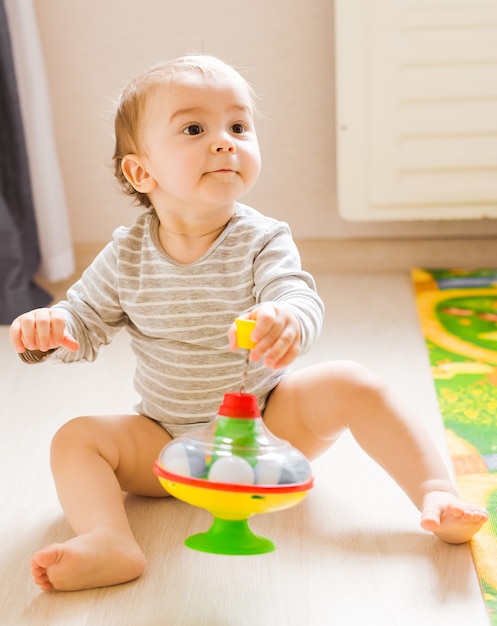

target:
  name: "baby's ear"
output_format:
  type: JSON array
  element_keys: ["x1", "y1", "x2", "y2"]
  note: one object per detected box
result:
[{"x1": 121, "y1": 155, "x2": 156, "y2": 193}]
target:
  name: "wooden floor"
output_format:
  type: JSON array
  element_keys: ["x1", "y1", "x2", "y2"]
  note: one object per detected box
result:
[{"x1": 0, "y1": 271, "x2": 490, "y2": 625}]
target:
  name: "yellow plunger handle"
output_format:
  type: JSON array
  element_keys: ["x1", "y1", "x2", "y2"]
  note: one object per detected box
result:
[{"x1": 235, "y1": 318, "x2": 257, "y2": 349}]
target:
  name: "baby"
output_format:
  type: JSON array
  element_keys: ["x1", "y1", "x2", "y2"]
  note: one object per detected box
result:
[{"x1": 10, "y1": 55, "x2": 487, "y2": 591}]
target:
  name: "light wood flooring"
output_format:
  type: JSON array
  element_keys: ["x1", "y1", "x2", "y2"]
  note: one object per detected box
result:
[{"x1": 0, "y1": 269, "x2": 491, "y2": 625}]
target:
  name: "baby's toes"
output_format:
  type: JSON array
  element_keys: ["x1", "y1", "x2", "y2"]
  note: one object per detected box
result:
[
  {"x1": 461, "y1": 507, "x2": 488, "y2": 523},
  {"x1": 444, "y1": 502, "x2": 465, "y2": 518},
  {"x1": 460, "y1": 510, "x2": 476, "y2": 522},
  {"x1": 473, "y1": 508, "x2": 488, "y2": 522}
]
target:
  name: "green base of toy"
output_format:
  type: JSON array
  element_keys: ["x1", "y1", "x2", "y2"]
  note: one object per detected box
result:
[{"x1": 185, "y1": 517, "x2": 276, "y2": 555}]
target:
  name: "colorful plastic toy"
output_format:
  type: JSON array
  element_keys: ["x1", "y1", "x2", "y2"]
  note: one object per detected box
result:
[{"x1": 153, "y1": 319, "x2": 313, "y2": 555}]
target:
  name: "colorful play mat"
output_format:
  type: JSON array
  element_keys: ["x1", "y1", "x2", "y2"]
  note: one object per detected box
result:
[{"x1": 413, "y1": 269, "x2": 497, "y2": 624}]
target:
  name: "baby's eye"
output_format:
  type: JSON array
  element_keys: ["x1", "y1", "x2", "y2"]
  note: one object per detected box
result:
[
  {"x1": 230, "y1": 123, "x2": 245, "y2": 134},
  {"x1": 183, "y1": 124, "x2": 203, "y2": 136}
]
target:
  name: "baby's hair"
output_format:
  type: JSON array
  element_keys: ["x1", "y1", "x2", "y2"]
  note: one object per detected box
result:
[{"x1": 113, "y1": 55, "x2": 257, "y2": 209}]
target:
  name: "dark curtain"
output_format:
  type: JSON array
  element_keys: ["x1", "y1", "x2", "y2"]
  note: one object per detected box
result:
[{"x1": 0, "y1": 0, "x2": 51, "y2": 324}]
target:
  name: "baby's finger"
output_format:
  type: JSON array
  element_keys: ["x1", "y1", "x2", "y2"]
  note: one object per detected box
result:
[
  {"x1": 9, "y1": 318, "x2": 26, "y2": 353},
  {"x1": 18, "y1": 312, "x2": 40, "y2": 351},
  {"x1": 32, "y1": 309, "x2": 52, "y2": 351},
  {"x1": 250, "y1": 320, "x2": 283, "y2": 362},
  {"x1": 266, "y1": 343, "x2": 300, "y2": 369},
  {"x1": 264, "y1": 325, "x2": 300, "y2": 368},
  {"x1": 49, "y1": 311, "x2": 70, "y2": 347},
  {"x1": 61, "y1": 332, "x2": 80, "y2": 352},
  {"x1": 49, "y1": 312, "x2": 79, "y2": 351},
  {"x1": 249, "y1": 304, "x2": 277, "y2": 343},
  {"x1": 227, "y1": 322, "x2": 238, "y2": 351}
]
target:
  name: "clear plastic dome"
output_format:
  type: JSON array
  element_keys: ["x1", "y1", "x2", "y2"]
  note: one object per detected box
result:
[{"x1": 155, "y1": 392, "x2": 313, "y2": 491}]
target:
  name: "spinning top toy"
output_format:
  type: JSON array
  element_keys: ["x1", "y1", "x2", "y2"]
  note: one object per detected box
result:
[
  {"x1": 154, "y1": 392, "x2": 313, "y2": 554},
  {"x1": 153, "y1": 319, "x2": 314, "y2": 555}
]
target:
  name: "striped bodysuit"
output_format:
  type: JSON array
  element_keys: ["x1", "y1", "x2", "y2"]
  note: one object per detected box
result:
[{"x1": 22, "y1": 203, "x2": 324, "y2": 436}]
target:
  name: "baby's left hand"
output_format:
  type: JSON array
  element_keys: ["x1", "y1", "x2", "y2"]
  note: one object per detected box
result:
[{"x1": 229, "y1": 303, "x2": 301, "y2": 369}]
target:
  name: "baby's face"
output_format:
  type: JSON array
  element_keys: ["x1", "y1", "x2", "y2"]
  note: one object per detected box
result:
[{"x1": 138, "y1": 73, "x2": 261, "y2": 216}]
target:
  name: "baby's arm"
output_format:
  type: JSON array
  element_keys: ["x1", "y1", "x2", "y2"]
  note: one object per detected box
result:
[
  {"x1": 228, "y1": 220, "x2": 323, "y2": 369},
  {"x1": 9, "y1": 308, "x2": 80, "y2": 355}
]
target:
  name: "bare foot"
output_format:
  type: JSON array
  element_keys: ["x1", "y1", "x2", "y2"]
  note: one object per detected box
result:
[
  {"x1": 30, "y1": 528, "x2": 146, "y2": 591},
  {"x1": 420, "y1": 491, "x2": 488, "y2": 544}
]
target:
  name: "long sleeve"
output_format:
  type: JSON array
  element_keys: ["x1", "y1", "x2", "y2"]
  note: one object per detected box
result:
[
  {"x1": 20, "y1": 238, "x2": 127, "y2": 365},
  {"x1": 251, "y1": 219, "x2": 323, "y2": 355}
]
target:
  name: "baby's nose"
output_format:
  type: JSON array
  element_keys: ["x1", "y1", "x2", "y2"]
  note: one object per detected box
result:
[
  {"x1": 212, "y1": 137, "x2": 236, "y2": 153},
  {"x1": 217, "y1": 144, "x2": 235, "y2": 152}
]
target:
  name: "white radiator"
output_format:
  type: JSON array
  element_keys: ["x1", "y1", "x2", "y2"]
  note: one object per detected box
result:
[{"x1": 335, "y1": 0, "x2": 497, "y2": 221}]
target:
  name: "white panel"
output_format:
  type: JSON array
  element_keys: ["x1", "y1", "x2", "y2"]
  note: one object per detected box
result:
[{"x1": 335, "y1": 0, "x2": 497, "y2": 221}]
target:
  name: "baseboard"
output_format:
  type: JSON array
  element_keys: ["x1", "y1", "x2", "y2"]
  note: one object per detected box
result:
[
  {"x1": 296, "y1": 238, "x2": 497, "y2": 273},
  {"x1": 44, "y1": 237, "x2": 497, "y2": 300}
]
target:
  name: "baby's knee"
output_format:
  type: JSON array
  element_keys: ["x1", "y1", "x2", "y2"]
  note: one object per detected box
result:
[
  {"x1": 50, "y1": 416, "x2": 99, "y2": 457},
  {"x1": 334, "y1": 359, "x2": 385, "y2": 388},
  {"x1": 331, "y1": 360, "x2": 392, "y2": 406}
]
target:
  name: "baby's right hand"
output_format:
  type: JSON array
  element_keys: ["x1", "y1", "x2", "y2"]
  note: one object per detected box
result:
[{"x1": 9, "y1": 308, "x2": 80, "y2": 354}]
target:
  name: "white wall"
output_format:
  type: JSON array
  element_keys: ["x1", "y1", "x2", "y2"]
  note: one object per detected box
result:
[{"x1": 34, "y1": 0, "x2": 497, "y2": 244}]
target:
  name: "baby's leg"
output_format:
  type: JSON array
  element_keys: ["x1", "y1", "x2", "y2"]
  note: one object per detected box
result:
[
  {"x1": 31, "y1": 414, "x2": 172, "y2": 591},
  {"x1": 264, "y1": 361, "x2": 488, "y2": 544}
]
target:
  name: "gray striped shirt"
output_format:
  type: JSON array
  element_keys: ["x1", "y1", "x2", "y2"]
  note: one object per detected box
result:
[{"x1": 25, "y1": 203, "x2": 324, "y2": 435}]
